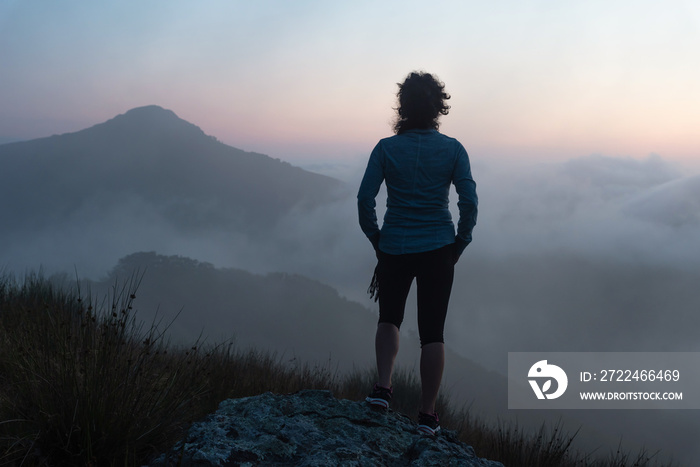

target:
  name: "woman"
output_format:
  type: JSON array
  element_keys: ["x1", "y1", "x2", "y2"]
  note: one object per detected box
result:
[{"x1": 357, "y1": 71, "x2": 478, "y2": 436}]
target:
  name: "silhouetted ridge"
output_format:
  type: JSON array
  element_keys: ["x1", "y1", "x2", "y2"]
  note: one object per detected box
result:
[
  {"x1": 0, "y1": 106, "x2": 342, "y2": 235},
  {"x1": 123, "y1": 105, "x2": 179, "y2": 119},
  {"x1": 75, "y1": 105, "x2": 207, "y2": 143}
]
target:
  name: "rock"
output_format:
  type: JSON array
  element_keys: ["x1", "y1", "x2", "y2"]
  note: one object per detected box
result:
[{"x1": 149, "y1": 389, "x2": 504, "y2": 466}]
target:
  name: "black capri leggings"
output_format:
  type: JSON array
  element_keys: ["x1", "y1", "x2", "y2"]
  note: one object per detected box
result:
[{"x1": 377, "y1": 244, "x2": 455, "y2": 347}]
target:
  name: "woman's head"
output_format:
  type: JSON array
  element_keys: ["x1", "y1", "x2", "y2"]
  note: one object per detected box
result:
[{"x1": 394, "y1": 71, "x2": 451, "y2": 134}]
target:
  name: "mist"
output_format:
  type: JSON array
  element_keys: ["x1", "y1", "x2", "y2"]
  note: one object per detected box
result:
[
  {"x1": 5, "y1": 151, "x2": 700, "y2": 367},
  {"x1": 209, "y1": 152, "x2": 700, "y2": 364}
]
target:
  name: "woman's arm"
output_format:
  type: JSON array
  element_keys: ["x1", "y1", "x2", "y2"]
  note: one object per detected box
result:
[
  {"x1": 357, "y1": 143, "x2": 385, "y2": 248},
  {"x1": 452, "y1": 145, "x2": 478, "y2": 256}
]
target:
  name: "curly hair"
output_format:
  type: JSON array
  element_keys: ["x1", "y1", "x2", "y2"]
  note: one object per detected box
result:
[{"x1": 393, "y1": 71, "x2": 451, "y2": 134}]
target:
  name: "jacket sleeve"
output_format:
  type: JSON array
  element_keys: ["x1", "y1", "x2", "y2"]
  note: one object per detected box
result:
[
  {"x1": 357, "y1": 142, "x2": 384, "y2": 243},
  {"x1": 452, "y1": 144, "x2": 478, "y2": 254}
]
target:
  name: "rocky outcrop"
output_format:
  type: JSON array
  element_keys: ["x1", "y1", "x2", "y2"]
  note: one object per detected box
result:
[{"x1": 149, "y1": 389, "x2": 504, "y2": 466}]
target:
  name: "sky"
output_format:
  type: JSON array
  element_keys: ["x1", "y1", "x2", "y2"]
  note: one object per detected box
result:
[{"x1": 1, "y1": 0, "x2": 699, "y2": 166}]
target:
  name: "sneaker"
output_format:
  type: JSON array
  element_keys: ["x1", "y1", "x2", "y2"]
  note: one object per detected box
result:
[
  {"x1": 365, "y1": 383, "x2": 393, "y2": 410},
  {"x1": 417, "y1": 411, "x2": 440, "y2": 436}
]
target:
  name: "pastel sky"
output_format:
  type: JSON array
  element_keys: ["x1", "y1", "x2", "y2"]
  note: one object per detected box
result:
[{"x1": 1, "y1": 0, "x2": 698, "y2": 164}]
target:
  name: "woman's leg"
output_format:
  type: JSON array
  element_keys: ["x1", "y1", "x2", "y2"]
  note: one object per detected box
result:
[
  {"x1": 420, "y1": 342, "x2": 445, "y2": 414},
  {"x1": 375, "y1": 322, "x2": 400, "y2": 388},
  {"x1": 416, "y1": 245, "x2": 454, "y2": 414},
  {"x1": 376, "y1": 251, "x2": 413, "y2": 388}
]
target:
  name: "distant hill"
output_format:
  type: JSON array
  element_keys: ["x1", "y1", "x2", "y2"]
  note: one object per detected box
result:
[{"x1": 0, "y1": 105, "x2": 343, "y2": 236}]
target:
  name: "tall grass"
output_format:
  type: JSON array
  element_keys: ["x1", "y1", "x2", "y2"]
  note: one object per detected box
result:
[
  {"x1": 1, "y1": 272, "x2": 211, "y2": 465},
  {"x1": 0, "y1": 272, "x2": 340, "y2": 466},
  {"x1": 0, "y1": 274, "x2": 677, "y2": 466}
]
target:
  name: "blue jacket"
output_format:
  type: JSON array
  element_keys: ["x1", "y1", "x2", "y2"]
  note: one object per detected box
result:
[{"x1": 357, "y1": 129, "x2": 477, "y2": 255}]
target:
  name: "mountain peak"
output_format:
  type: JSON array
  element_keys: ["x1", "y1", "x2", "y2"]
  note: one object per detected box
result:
[
  {"x1": 122, "y1": 105, "x2": 177, "y2": 119},
  {"x1": 0, "y1": 104, "x2": 341, "y2": 238},
  {"x1": 100, "y1": 105, "x2": 205, "y2": 138}
]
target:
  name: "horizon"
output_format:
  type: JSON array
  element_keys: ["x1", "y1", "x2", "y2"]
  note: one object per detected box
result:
[
  {"x1": 2, "y1": 1, "x2": 699, "y2": 166},
  {"x1": 3, "y1": 103, "x2": 700, "y2": 181}
]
